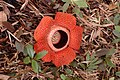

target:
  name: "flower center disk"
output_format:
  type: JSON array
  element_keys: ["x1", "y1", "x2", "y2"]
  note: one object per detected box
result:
[
  {"x1": 52, "y1": 31, "x2": 61, "y2": 44},
  {"x1": 47, "y1": 26, "x2": 70, "y2": 52}
]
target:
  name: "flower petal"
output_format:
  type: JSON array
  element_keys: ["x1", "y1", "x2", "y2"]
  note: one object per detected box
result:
[
  {"x1": 69, "y1": 26, "x2": 83, "y2": 50},
  {"x1": 34, "y1": 16, "x2": 54, "y2": 41},
  {"x1": 52, "y1": 47, "x2": 76, "y2": 67},
  {"x1": 55, "y1": 12, "x2": 76, "y2": 30},
  {"x1": 34, "y1": 39, "x2": 55, "y2": 62}
]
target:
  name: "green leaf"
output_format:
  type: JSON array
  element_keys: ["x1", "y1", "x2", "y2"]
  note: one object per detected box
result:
[
  {"x1": 65, "y1": 77, "x2": 73, "y2": 80},
  {"x1": 79, "y1": 63, "x2": 86, "y2": 70},
  {"x1": 113, "y1": 13, "x2": 120, "y2": 25},
  {"x1": 72, "y1": 77, "x2": 83, "y2": 80},
  {"x1": 106, "y1": 48, "x2": 116, "y2": 57},
  {"x1": 72, "y1": 7, "x2": 83, "y2": 18},
  {"x1": 87, "y1": 65, "x2": 98, "y2": 71},
  {"x1": 105, "y1": 58, "x2": 115, "y2": 67},
  {"x1": 73, "y1": 0, "x2": 88, "y2": 8},
  {"x1": 62, "y1": 0, "x2": 71, "y2": 3},
  {"x1": 35, "y1": 50, "x2": 48, "y2": 60},
  {"x1": 60, "y1": 74, "x2": 67, "y2": 80},
  {"x1": 115, "y1": 71, "x2": 120, "y2": 77},
  {"x1": 32, "y1": 60, "x2": 39, "y2": 73},
  {"x1": 23, "y1": 56, "x2": 31, "y2": 64},
  {"x1": 65, "y1": 68, "x2": 73, "y2": 75},
  {"x1": 90, "y1": 57, "x2": 98, "y2": 63},
  {"x1": 60, "y1": 2, "x2": 69, "y2": 12},
  {"x1": 70, "y1": 61, "x2": 78, "y2": 67},
  {"x1": 117, "y1": 2, "x2": 120, "y2": 8},
  {"x1": 24, "y1": 44, "x2": 34, "y2": 58},
  {"x1": 90, "y1": 53, "x2": 96, "y2": 60},
  {"x1": 86, "y1": 52, "x2": 90, "y2": 61},
  {"x1": 38, "y1": 65, "x2": 42, "y2": 72},
  {"x1": 112, "y1": 38, "x2": 120, "y2": 43},
  {"x1": 93, "y1": 59, "x2": 102, "y2": 65},
  {"x1": 115, "y1": 26, "x2": 120, "y2": 32},
  {"x1": 113, "y1": 30, "x2": 120, "y2": 37}
]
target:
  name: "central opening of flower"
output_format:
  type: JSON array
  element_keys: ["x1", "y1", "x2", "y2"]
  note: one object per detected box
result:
[
  {"x1": 47, "y1": 26, "x2": 70, "y2": 52},
  {"x1": 52, "y1": 30, "x2": 68, "y2": 48}
]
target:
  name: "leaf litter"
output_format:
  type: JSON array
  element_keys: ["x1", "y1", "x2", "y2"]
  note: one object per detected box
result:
[{"x1": 0, "y1": 0, "x2": 120, "y2": 80}]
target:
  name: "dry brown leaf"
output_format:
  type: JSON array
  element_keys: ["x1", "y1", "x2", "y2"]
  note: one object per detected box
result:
[
  {"x1": 0, "y1": 11, "x2": 7, "y2": 22},
  {"x1": 96, "y1": 48, "x2": 109, "y2": 57},
  {"x1": 0, "y1": 11, "x2": 7, "y2": 27},
  {"x1": 14, "y1": 27, "x2": 23, "y2": 38},
  {"x1": 0, "y1": 74, "x2": 10, "y2": 80},
  {"x1": 0, "y1": 37, "x2": 8, "y2": 43},
  {"x1": 15, "y1": 41, "x2": 24, "y2": 52},
  {"x1": 108, "y1": 3, "x2": 117, "y2": 10},
  {"x1": 2, "y1": 5, "x2": 10, "y2": 18},
  {"x1": 2, "y1": 21, "x2": 15, "y2": 32}
]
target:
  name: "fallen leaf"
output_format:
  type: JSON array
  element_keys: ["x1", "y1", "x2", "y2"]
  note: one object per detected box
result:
[
  {"x1": 96, "y1": 48, "x2": 109, "y2": 57},
  {"x1": 15, "y1": 41, "x2": 25, "y2": 52},
  {"x1": 0, "y1": 37, "x2": 8, "y2": 43},
  {"x1": 0, "y1": 74, "x2": 10, "y2": 80},
  {"x1": 14, "y1": 27, "x2": 23, "y2": 38},
  {"x1": 0, "y1": 11, "x2": 7, "y2": 26},
  {"x1": 2, "y1": 21, "x2": 15, "y2": 32},
  {"x1": 108, "y1": 3, "x2": 117, "y2": 10}
]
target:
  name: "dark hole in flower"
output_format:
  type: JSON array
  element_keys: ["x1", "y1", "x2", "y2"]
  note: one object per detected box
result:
[
  {"x1": 33, "y1": 77, "x2": 39, "y2": 80},
  {"x1": 0, "y1": 7, "x2": 3, "y2": 11},
  {"x1": 53, "y1": 30, "x2": 68, "y2": 49}
]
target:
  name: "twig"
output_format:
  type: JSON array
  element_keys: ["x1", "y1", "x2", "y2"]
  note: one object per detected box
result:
[{"x1": 7, "y1": 30, "x2": 22, "y2": 42}]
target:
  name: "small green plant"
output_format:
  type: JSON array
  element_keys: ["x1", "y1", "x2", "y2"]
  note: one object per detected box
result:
[
  {"x1": 105, "y1": 48, "x2": 116, "y2": 68},
  {"x1": 60, "y1": 73, "x2": 81, "y2": 80},
  {"x1": 60, "y1": 0, "x2": 88, "y2": 17},
  {"x1": 79, "y1": 52, "x2": 103, "y2": 71},
  {"x1": 113, "y1": 25, "x2": 120, "y2": 43},
  {"x1": 23, "y1": 44, "x2": 48, "y2": 73},
  {"x1": 60, "y1": 74, "x2": 67, "y2": 80},
  {"x1": 113, "y1": 13, "x2": 120, "y2": 26},
  {"x1": 115, "y1": 71, "x2": 120, "y2": 77},
  {"x1": 79, "y1": 48, "x2": 116, "y2": 72},
  {"x1": 112, "y1": 13, "x2": 120, "y2": 43}
]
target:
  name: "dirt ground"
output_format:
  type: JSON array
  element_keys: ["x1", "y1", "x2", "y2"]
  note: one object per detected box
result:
[{"x1": 0, "y1": 0, "x2": 120, "y2": 80}]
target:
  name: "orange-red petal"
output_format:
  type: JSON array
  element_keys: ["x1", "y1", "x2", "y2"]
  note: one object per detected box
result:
[
  {"x1": 52, "y1": 47, "x2": 76, "y2": 67},
  {"x1": 34, "y1": 16, "x2": 54, "y2": 41},
  {"x1": 69, "y1": 26, "x2": 83, "y2": 50},
  {"x1": 55, "y1": 12, "x2": 76, "y2": 30},
  {"x1": 34, "y1": 39, "x2": 55, "y2": 62}
]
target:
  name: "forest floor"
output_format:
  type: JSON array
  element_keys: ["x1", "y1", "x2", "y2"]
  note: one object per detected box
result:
[{"x1": 0, "y1": 0, "x2": 120, "y2": 80}]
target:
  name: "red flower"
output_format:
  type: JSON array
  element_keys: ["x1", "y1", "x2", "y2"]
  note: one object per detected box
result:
[{"x1": 34, "y1": 12, "x2": 83, "y2": 67}]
